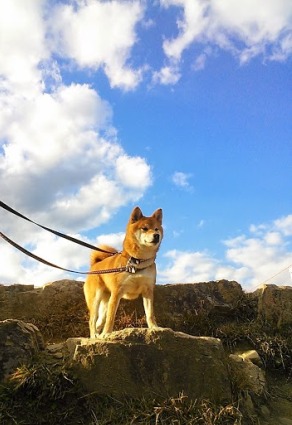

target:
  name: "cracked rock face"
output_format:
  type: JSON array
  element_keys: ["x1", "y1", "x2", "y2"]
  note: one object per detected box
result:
[
  {"x1": 257, "y1": 284, "x2": 292, "y2": 328},
  {"x1": 0, "y1": 319, "x2": 44, "y2": 381},
  {"x1": 229, "y1": 353, "x2": 267, "y2": 396},
  {"x1": 67, "y1": 327, "x2": 232, "y2": 403}
]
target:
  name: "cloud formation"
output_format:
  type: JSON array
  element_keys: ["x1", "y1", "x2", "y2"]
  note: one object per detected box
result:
[
  {"x1": 50, "y1": 0, "x2": 144, "y2": 90},
  {"x1": 0, "y1": 0, "x2": 291, "y2": 287},
  {"x1": 0, "y1": 0, "x2": 152, "y2": 284},
  {"x1": 157, "y1": 0, "x2": 292, "y2": 81},
  {"x1": 172, "y1": 171, "x2": 193, "y2": 190},
  {"x1": 0, "y1": 0, "x2": 153, "y2": 231},
  {"x1": 159, "y1": 215, "x2": 292, "y2": 291}
]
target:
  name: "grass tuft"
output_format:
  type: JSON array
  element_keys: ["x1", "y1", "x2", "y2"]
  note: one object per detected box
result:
[{"x1": 0, "y1": 362, "x2": 243, "y2": 425}]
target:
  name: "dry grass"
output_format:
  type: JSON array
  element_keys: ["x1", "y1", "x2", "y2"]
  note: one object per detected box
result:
[{"x1": 0, "y1": 361, "x2": 244, "y2": 425}]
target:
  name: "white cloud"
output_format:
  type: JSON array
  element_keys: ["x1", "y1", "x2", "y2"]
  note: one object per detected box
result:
[
  {"x1": 159, "y1": 249, "x2": 219, "y2": 283},
  {"x1": 161, "y1": 0, "x2": 208, "y2": 61},
  {"x1": 158, "y1": 215, "x2": 292, "y2": 291},
  {"x1": 192, "y1": 53, "x2": 208, "y2": 71},
  {"x1": 50, "y1": 0, "x2": 144, "y2": 90},
  {"x1": 0, "y1": 0, "x2": 47, "y2": 94},
  {"x1": 274, "y1": 215, "x2": 292, "y2": 236},
  {"x1": 157, "y1": 0, "x2": 292, "y2": 82},
  {"x1": 1, "y1": 231, "x2": 96, "y2": 285},
  {"x1": 96, "y1": 232, "x2": 125, "y2": 251},
  {"x1": 172, "y1": 171, "x2": 193, "y2": 189},
  {"x1": 152, "y1": 64, "x2": 181, "y2": 85},
  {"x1": 115, "y1": 155, "x2": 152, "y2": 189},
  {"x1": 0, "y1": 0, "x2": 153, "y2": 285},
  {"x1": 0, "y1": 81, "x2": 152, "y2": 232},
  {"x1": 197, "y1": 219, "x2": 205, "y2": 229},
  {"x1": 0, "y1": 84, "x2": 112, "y2": 173}
]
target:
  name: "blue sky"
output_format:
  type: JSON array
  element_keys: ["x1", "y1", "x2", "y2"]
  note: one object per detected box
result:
[{"x1": 0, "y1": 0, "x2": 291, "y2": 290}]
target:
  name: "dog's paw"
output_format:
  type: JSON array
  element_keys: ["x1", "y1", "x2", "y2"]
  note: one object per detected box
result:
[{"x1": 98, "y1": 332, "x2": 110, "y2": 339}]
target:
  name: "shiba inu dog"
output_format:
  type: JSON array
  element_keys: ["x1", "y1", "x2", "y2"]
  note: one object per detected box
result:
[{"x1": 84, "y1": 207, "x2": 163, "y2": 338}]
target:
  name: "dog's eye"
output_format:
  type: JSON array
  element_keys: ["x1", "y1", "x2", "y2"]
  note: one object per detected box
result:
[{"x1": 142, "y1": 227, "x2": 148, "y2": 231}]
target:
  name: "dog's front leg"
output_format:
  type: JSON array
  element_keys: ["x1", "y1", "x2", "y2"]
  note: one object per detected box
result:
[
  {"x1": 143, "y1": 288, "x2": 158, "y2": 329},
  {"x1": 102, "y1": 290, "x2": 121, "y2": 335}
]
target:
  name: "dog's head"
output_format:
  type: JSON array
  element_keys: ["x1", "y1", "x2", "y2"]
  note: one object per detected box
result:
[{"x1": 124, "y1": 207, "x2": 163, "y2": 256}]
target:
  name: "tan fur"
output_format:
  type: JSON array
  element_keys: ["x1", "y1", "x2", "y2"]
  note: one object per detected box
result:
[
  {"x1": 83, "y1": 207, "x2": 163, "y2": 338},
  {"x1": 90, "y1": 245, "x2": 118, "y2": 266}
]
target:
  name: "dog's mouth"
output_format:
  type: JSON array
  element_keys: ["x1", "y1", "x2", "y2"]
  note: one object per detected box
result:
[
  {"x1": 145, "y1": 234, "x2": 160, "y2": 245},
  {"x1": 152, "y1": 234, "x2": 160, "y2": 244}
]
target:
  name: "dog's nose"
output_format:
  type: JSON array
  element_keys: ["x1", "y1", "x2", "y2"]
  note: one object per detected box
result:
[{"x1": 153, "y1": 233, "x2": 160, "y2": 243}]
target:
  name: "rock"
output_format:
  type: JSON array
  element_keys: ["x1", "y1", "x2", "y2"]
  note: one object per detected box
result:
[
  {"x1": 67, "y1": 327, "x2": 232, "y2": 403},
  {"x1": 256, "y1": 284, "x2": 292, "y2": 328},
  {"x1": 237, "y1": 349, "x2": 263, "y2": 367},
  {"x1": 0, "y1": 280, "x2": 87, "y2": 340},
  {"x1": 229, "y1": 354, "x2": 266, "y2": 396},
  {"x1": 0, "y1": 319, "x2": 44, "y2": 381},
  {"x1": 278, "y1": 418, "x2": 292, "y2": 425},
  {"x1": 0, "y1": 280, "x2": 244, "y2": 340},
  {"x1": 120, "y1": 280, "x2": 244, "y2": 331}
]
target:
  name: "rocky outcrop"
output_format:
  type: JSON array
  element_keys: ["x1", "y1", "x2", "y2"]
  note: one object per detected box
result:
[
  {"x1": 1, "y1": 279, "x2": 292, "y2": 338},
  {"x1": 0, "y1": 279, "x2": 244, "y2": 340},
  {"x1": 0, "y1": 319, "x2": 44, "y2": 381},
  {"x1": 1, "y1": 280, "x2": 291, "y2": 424},
  {"x1": 0, "y1": 280, "x2": 87, "y2": 340},
  {"x1": 229, "y1": 353, "x2": 266, "y2": 396},
  {"x1": 256, "y1": 284, "x2": 292, "y2": 328},
  {"x1": 139, "y1": 280, "x2": 244, "y2": 329},
  {"x1": 67, "y1": 327, "x2": 232, "y2": 403}
]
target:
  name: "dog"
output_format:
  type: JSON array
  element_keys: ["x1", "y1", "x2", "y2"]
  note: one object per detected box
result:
[{"x1": 83, "y1": 206, "x2": 163, "y2": 338}]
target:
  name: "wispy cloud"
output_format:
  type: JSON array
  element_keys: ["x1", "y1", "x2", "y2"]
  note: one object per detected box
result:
[{"x1": 172, "y1": 171, "x2": 193, "y2": 190}]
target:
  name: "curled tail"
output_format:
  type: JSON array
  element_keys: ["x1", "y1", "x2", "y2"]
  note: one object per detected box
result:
[{"x1": 90, "y1": 245, "x2": 118, "y2": 266}]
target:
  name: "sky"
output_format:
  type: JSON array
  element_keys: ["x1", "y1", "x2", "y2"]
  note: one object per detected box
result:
[{"x1": 0, "y1": 0, "x2": 291, "y2": 292}]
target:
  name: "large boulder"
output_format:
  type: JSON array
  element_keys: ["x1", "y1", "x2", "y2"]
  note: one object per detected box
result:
[
  {"x1": 229, "y1": 354, "x2": 266, "y2": 396},
  {"x1": 151, "y1": 280, "x2": 243, "y2": 329},
  {"x1": 256, "y1": 284, "x2": 292, "y2": 328},
  {"x1": 67, "y1": 327, "x2": 232, "y2": 403},
  {"x1": 0, "y1": 280, "x2": 87, "y2": 340},
  {"x1": 0, "y1": 319, "x2": 44, "y2": 381}
]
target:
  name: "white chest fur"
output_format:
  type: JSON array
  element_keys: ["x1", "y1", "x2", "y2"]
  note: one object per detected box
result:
[{"x1": 121, "y1": 267, "x2": 156, "y2": 300}]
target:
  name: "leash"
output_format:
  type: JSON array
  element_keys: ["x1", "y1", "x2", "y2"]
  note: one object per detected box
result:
[
  {"x1": 0, "y1": 231, "x2": 153, "y2": 275},
  {"x1": 0, "y1": 231, "x2": 124, "y2": 275},
  {"x1": 0, "y1": 200, "x2": 155, "y2": 275},
  {"x1": 0, "y1": 200, "x2": 114, "y2": 255}
]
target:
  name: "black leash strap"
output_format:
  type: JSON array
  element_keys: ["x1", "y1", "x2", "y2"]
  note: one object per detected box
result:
[
  {"x1": 0, "y1": 231, "x2": 126, "y2": 275},
  {"x1": 0, "y1": 200, "x2": 114, "y2": 255}
]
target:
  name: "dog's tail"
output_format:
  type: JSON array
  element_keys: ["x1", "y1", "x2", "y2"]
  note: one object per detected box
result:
[{"x1": 90, "y1": 245, "x2": 118, "y2": 266}]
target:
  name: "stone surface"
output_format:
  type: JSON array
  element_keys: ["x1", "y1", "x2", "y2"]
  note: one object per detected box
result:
[
  {"x1": 0, "y1": 319, "x2": 44, "y2": 381},
  {"x1": 0, "y1": 280, "x2": 244, "y2": 340},
  {"x1": 229, "y1": 354, "x2": 266, "y2": 396},
  {"x1": 149, "y1": 280, "x2": 244, "y2": 330},
  {"x1": 256, "y1": 284, "x2": 292, "y2": 328},
  {"x1": 237, "y1": 349, "x2": 263, "y2": 367},
  {"x1": 67, "y1": 327, "x2": 232, "y2": 402},
  {"x1": 0, "y1": 280, "x2": 87, "y2": 340}
]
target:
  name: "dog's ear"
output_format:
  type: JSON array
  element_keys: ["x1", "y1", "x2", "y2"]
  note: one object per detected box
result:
[
  {"x1": 130, "y1": 206, "x2": 143, "y2": 223},
  {"x1": 152, "y1": 208, "x2": 163, "y2": 224}
]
